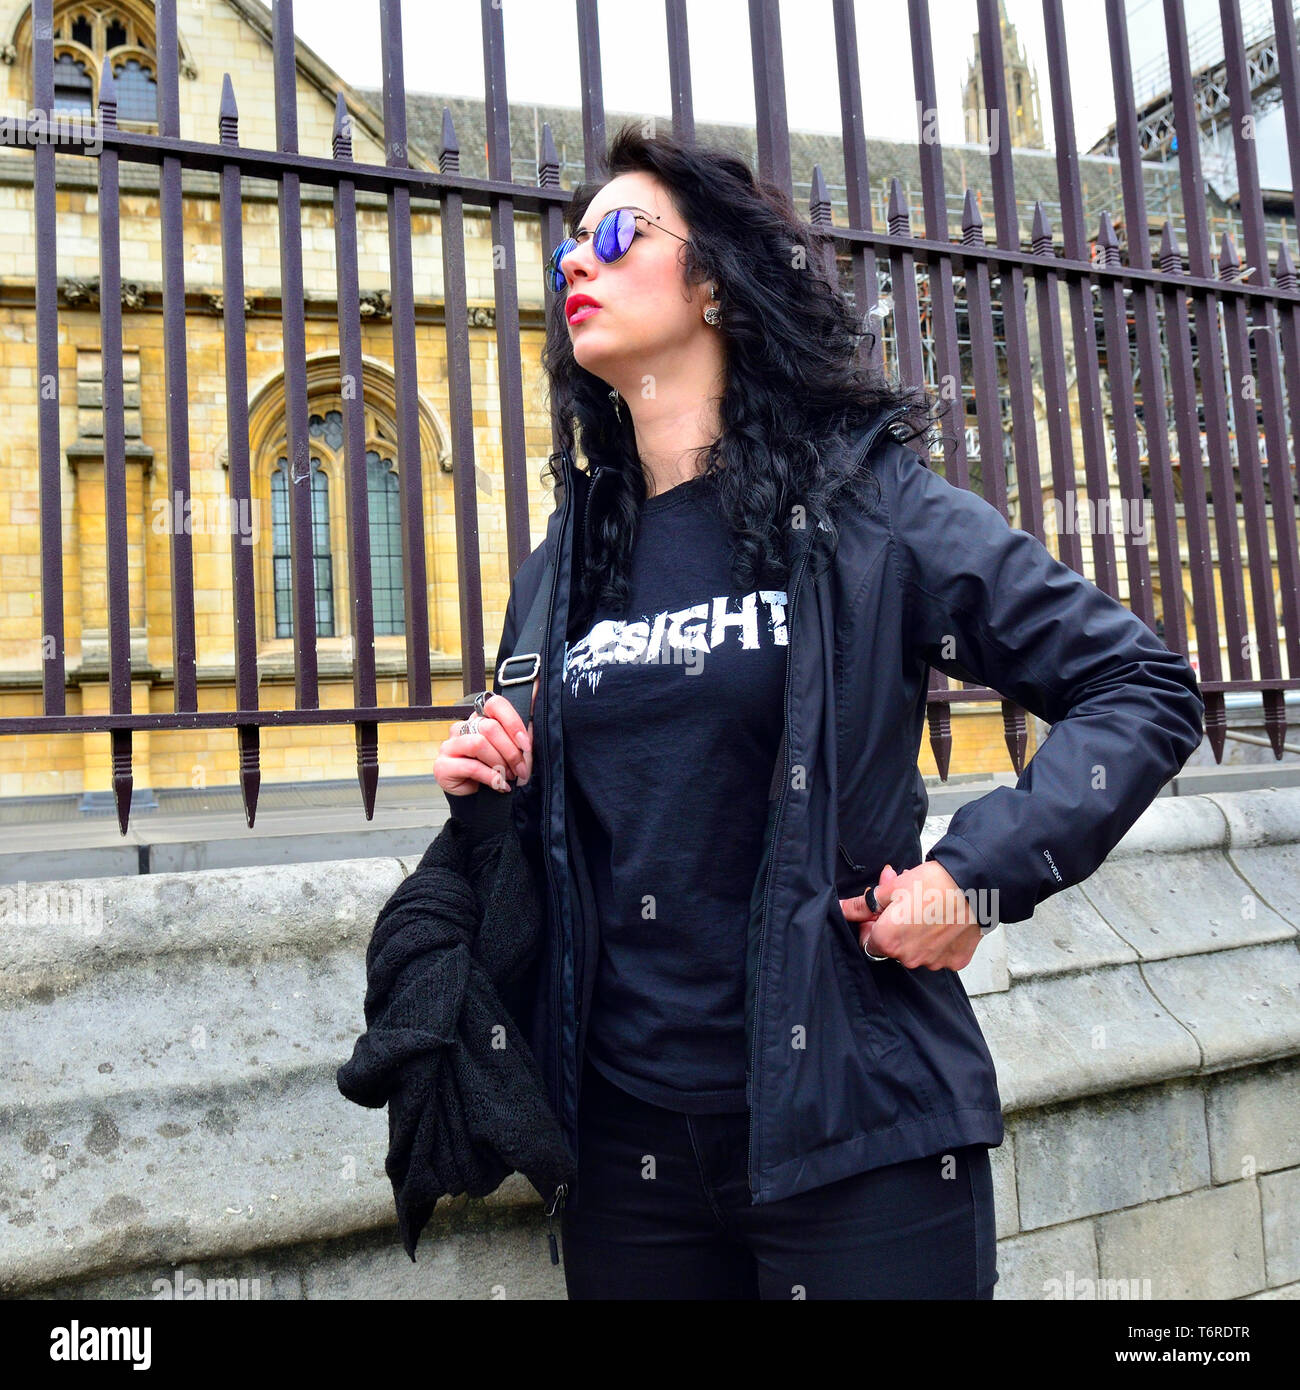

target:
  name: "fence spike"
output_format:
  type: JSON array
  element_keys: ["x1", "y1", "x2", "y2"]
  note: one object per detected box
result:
[
  {"x1": 1217, "y1": 231, "x2": 1240, "y2": 280},
  {"x1": 1096, "y1": 211, "x2": 1123, "y2": 268},
  {"x1": 926, "y1": 695, "x2": 952, "y2": 782},
  {"x1": 111, "y1": 728, "x2": 133, "y2": 836},
  {"x1": 960, "y1": 187, "x2": 983, "y2": 242},
  {"x1": 808, "y1": 165, "x2": 834, "y2": 279},
  {"x1": 886, "y1": 176, "x2": 908, "y2": 236},
  {"x1": 1030, "y1": 200, "x2": 1053, "y2": 255},
  {"x1": 1262, "y1": 691, "x2": 1288, "y2": 760},
  {"x1": 238, "y1": 725, "x2": 261, "y2": 828},
  {"x1": 439, "y1": 106, "x2": 460, "y2": 175},
  {"x1": 98, "y1": 59, "x2": 118, "y2": 128},
  {"x1": 1158, "y1": 220, "x2": 1182, "y2": 274},
  {"x1": 356, "y1": 721, "x2": 379, "y2": 820},
  {"x1": 1204, "y1": 692, "x2": 1227, "y2": 763},
  {"x1": 332, "y1": 90, "x2": 353, "y2": 161},
  {"x1": 809, "y1": 164, "x2": 831, "y2": 224},
  {"x1": 538, "y1": 121, "x2": 559, "y2": 188},
  {"x1": 1002, "y1": 699, "x2": 1028, "y2": 775},
  {"x1": 1096, "y1": 209, "x2": 1118, "y2": 253},
  {"x1": 219, "y1": 71, "x2": 239, "y2": 145}
]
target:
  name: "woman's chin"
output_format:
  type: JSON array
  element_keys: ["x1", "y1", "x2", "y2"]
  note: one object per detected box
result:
[{"x1": 571, "y1": 336, "x2": 619, "y2": 375}]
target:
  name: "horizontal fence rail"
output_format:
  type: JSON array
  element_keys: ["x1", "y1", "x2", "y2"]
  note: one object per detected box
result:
[{"x1": 0, "y1": 0, "x2": 1296, "y2": 833}]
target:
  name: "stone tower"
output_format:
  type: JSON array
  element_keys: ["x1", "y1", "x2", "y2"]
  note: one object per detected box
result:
[{"x1": 962, "y1": 0, "x2": 1046, "y2": 149}]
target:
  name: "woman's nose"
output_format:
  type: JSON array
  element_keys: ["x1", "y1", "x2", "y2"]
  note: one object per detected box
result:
[{"x1": 563, "y1": 242, "x2": 597, "y2": 287}]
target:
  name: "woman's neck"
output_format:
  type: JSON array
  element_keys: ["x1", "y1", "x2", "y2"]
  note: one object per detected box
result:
[
  {"x1": 627, "y1": 391, "x2": 724, "y2": 497},
  {"x1": 601, "y1": 329, "x2": 727, "y2": 495}
]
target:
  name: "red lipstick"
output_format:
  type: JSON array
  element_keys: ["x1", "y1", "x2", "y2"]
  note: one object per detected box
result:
[{"x1": 566, "y1": 293, "x2": 601, "y2": 324}]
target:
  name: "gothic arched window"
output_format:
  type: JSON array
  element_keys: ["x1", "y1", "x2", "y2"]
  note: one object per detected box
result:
[
  {"x1": 267, "y1": 406, "x2": 407, "y2": 642},
  {"x1": 366, "y1": 449, "x2": 404, "y2": 635},
  {"x1": 271, "y1": 455, "x2": 335, "y2": 640},
  {"x1": 40, "y1": 4, "x2": 161, "y2": 128},
  {"x1": 51, "y1": 51, "x2": 93, "y2": 114},
  {"x1": 112, "y1": 54, "x2": 156, "y2": 123}
]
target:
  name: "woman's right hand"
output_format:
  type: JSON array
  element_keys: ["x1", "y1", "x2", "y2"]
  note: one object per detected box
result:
[{"x1": 435, "y1": 675, "x2": 539, "y2": 796}]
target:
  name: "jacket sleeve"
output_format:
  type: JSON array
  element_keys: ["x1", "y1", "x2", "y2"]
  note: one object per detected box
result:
[
  {"x1": 444, "y1": 534, "x2": 552, "y2": 843},
  {"x1": 884, "y1": 441, "x2": 1205, "y2": 929}
]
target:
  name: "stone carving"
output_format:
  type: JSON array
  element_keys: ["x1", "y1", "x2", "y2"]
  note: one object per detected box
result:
[
  {"x1": 59, "y1": 276, "x2": 148, "y2": 309},
  {"x1": 205, "y1": 291, "x2": 253, "y2": 315},
  {"x1": 61, "y1": 277, "x2": 98, "y2": 306}
]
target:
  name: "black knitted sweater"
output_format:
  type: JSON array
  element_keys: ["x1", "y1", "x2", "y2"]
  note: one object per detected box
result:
[{"x1": 336, "y1": 812, "x2": 576, "y2": 1261}]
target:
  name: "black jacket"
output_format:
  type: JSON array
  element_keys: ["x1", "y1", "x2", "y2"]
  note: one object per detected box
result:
[{"x1": 448, "y1": 410, "x2": 1205, "y2": 1212}]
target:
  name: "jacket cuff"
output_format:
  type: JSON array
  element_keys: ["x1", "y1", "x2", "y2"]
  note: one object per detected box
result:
[
  {"x1": 445, "y1": 785, "x2": 513, "y2": 838},
  {"x1": 925, "y1": 831, "x2": 1003, "y2": 933}
]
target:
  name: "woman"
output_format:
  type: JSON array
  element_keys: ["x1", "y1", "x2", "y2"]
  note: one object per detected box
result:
[{"x1": 433, "y1": 125, "x2": 1204, "y2": 1300}]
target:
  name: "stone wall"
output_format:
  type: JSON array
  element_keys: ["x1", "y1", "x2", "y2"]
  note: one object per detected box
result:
[{"x1": 2, "y1": 785, "x2": 1297, "y2": 1299}]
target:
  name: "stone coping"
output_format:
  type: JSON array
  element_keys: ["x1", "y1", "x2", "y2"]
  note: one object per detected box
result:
[{"x1": 1, "y1": 787, "x2": 1296, "y2": 1292}]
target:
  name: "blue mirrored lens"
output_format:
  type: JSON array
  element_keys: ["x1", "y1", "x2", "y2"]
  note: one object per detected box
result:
[
  {"x1": 593, "y1": 208, "x2": 635, "y2": 264},
  {"x1": 546, "y1": 237, "x2": 576, "y2": 293},
  {"x1": 547, "y1": 209, "x2": 637, "y2": 292}
]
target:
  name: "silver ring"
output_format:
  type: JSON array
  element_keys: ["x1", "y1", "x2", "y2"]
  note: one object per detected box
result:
[{"x1": 862, "y1": 936, "x2": 891, "y2": 962}]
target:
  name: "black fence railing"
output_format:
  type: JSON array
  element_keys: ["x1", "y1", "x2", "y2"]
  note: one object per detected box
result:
[{"x1": 1, "y1": 0, "x2": 1297, "y2": 833}]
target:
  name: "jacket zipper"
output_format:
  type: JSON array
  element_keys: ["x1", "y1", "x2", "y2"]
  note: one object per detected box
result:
[
  {"x1": 582, "y1": 464, "x2": 604, "y2": 564},
  {"x1": 748, "y1": 538, "x2": 813, "y2": 1199},
  {"x1": 545, "y1": 1180, "x2": 568, "y2": 1264},
  {"x1": 747, "y1": 409, "x2": 910, "y2": 1202},
  {"x1": 540, "y1": 449, "x2": 576, "y2": 1263}
]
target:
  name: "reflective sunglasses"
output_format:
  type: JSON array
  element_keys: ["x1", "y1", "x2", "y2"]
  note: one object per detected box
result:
[{"x1": 545, "y1": 206, "x2": 689, "y2": 293}]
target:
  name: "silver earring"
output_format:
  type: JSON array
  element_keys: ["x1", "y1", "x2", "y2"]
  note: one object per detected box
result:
[
  {"x1": 703, "y1": 304, "x2": 721, "y2": 326},
  {"x1": 609, "y1": 388, "x2": 622, "y2": 421}
]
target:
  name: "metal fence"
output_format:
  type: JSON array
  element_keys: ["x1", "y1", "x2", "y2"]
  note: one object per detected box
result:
[{"x1": 1, "y1": 0, "x2": 1297, "y2": 833}]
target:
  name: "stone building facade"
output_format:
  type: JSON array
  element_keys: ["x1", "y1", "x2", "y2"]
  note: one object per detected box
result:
[{"x1": 0, "y1": 0, "x2": 1284, "y2": 807}]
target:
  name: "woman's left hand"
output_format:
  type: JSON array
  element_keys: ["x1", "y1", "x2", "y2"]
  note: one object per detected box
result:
[{"x1": 840, "y1": 861, "x2": 984, "y2": 971}]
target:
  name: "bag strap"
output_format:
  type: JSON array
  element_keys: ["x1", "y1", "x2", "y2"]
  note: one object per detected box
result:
[
  {"x1": 491, "y1": 542, "x2": 556, "y2": 726},
  {"x1": 490, "y1": 448, "x2": 592, "y2": 725}
]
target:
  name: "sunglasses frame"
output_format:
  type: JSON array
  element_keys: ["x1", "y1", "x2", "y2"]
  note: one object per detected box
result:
[{"x1": 546, "y1": 206, "x2": 690, "y2": 293}]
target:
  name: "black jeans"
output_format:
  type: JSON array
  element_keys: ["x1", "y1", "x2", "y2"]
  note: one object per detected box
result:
[{"x1": 561, "y1": 1055, "x2": 998, "y2": 1300}]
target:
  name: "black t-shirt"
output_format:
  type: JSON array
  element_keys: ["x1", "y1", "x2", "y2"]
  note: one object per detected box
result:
[{"x1": 560, "y1": 471, "x2": 788, "y2": 1113}]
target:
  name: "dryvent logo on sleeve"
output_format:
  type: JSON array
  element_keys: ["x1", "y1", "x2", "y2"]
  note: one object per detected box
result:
[{"x1": 564, "y1": 589, "x2": 787, "y2": 697}]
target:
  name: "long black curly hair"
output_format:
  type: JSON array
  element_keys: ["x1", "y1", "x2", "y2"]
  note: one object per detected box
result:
[{"x1": 540, "y1": 121, "x2": 941, "y2": 635}]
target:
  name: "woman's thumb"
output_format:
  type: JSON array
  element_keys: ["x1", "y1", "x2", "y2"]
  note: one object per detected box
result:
[{"x1": 872, "y1": 863, "x2": 900, "y2": 907}]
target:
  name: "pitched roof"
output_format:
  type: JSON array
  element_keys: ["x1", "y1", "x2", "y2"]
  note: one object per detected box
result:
[
  {"x1": 223, "y1": 0, "x2": 436, "y2": 168},
  {"x1": 354, "y1": 88, "x2": 1224, "y2": 246}
]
